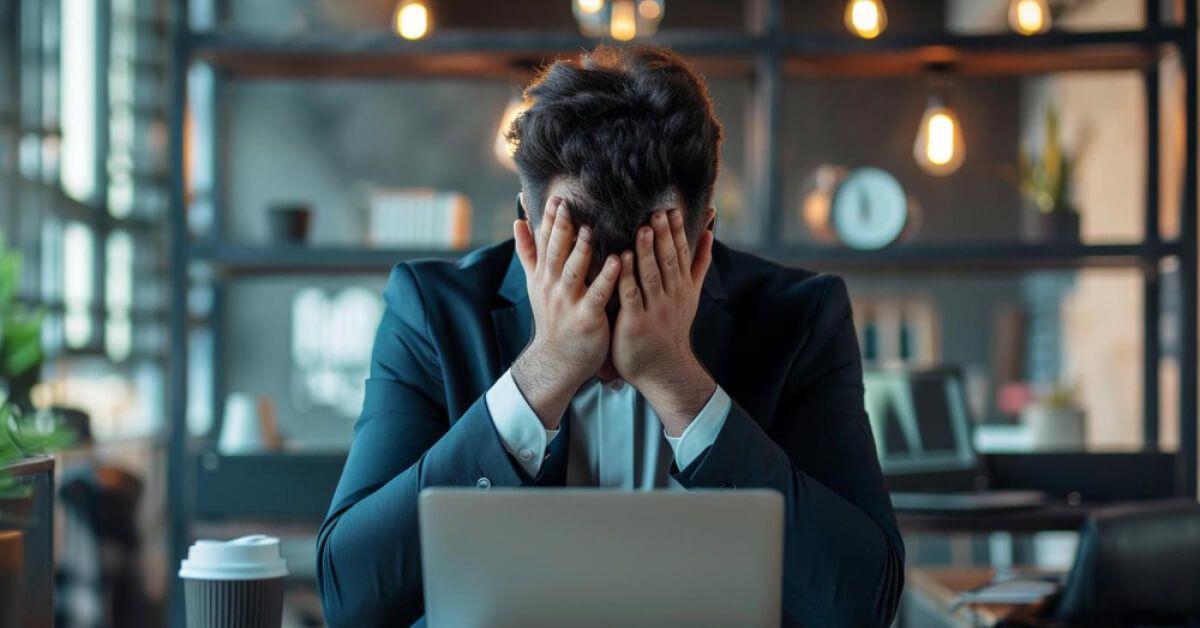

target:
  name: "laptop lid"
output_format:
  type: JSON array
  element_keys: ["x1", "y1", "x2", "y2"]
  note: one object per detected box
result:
[
  {"x1": 418, "y1": 488, "x2": 783, "y2": 628},
  {"x1": 864, "y1": 367, "x2": 978, "y2": 478}
]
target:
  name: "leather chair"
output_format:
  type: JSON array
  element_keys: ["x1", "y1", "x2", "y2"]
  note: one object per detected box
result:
[{"x1": 1050, "y1": 499, "x2": 1200, "y2": 627}]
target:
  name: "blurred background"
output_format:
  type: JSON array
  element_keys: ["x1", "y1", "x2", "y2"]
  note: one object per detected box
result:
[{"x1": 0, "y1": 0, "x2": 1197, "y2": 626}]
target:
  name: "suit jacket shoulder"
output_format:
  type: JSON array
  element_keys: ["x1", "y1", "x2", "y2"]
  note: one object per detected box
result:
[
  {"x1": 711, "y1": 242, "x2": 855, "y2": 391},
  {"x1": 382, "y1": 240, "x2": 517, "y2": 334}
]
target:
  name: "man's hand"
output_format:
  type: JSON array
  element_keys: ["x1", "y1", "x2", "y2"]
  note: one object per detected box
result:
[
  {"x1": 511, "y1": 197, "x2": 621, "y2": 430},
  {"x1": 612, "y1": 209, "x2": 716, "y2": 436}
]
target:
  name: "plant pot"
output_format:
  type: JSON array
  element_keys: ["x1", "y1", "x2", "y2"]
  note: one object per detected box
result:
[
  {"x1": 0, "y1": 529, "x2": 23, "y2": 628},
  {"x1": 1021, "y1": 406, "x2": 1087, "y2": 451},
  {"x1": 1020, "y1": 206, "x2": 1080, "y2": 243},
  {"x1": 266, "y1": 203, "x2": 312, "y2": 245}
]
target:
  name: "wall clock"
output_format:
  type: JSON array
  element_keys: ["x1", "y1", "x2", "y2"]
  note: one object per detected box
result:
[{"x1": 831, "y1": 167, "x2": 908, "y2": 250}]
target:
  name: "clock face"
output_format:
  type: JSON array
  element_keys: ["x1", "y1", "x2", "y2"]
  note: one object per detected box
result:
[{"x1": 831, "y1": 167, "x2": 908, "y2": 250}]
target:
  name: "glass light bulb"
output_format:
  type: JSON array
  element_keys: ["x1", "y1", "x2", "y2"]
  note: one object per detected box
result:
[
  {"x1": 394, "y1": 0, "x2": 430, "y2": 40},
  {"x1": 1008, "y1": 0, "x2": 1050, "y2": 36},
  {"x1": 638, "y1": 0, "x2": 661, "y2": 20},
  {"x1": 611, "y1": 0, "x2": 637, "y2": 41},
  {"x1": 494, "y1": 96, "x2": 531, "y2": 172},
  {"x1": 913, "y1": 99, "x2": 965, "y2": 176},
  {"x1": 577, "y1": 0, "x2": 604, "y2": 14},
  {"x1": 845, "y1": 0, "x2": 887, "y2": 40}
]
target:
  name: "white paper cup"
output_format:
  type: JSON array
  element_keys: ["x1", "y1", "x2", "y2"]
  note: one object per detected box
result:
[{"x1": 179, "y1": 535, "x2": 288, "y2": 628}]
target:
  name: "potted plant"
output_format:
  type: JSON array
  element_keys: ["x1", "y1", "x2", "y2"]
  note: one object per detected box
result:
[
  {"x1": 0, "y1": 233, "x2": 53, "y2": 513},
  {"x1": 0, "y1": 239, "x2": 71, "y2": 628},
  {"x1": 0, "y1": 233, "x2": 56, "y2": 501},
  {"x1": 1020, "y1": 383, "x2": 1087, "y2": 451},
  {"x1": 1019, "y1": 104, "x2": 1088, "y2": 242}
]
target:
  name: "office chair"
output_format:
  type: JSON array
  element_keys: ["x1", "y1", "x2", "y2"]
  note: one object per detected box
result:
[{"x1": 1050, "y1": 499, "x2": 1200, "y2": 627}]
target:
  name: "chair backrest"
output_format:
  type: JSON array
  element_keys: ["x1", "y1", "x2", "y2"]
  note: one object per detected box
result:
[{"x1": 1052, "y1": 499, "x2": 1200, "y2": 625}]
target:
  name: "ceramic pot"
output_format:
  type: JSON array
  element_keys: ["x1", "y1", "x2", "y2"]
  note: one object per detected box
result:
[
  {"x1": 0, "y1": 529, "x2": 23, "y2": 628},
  {"x1": 1021, "y1": 405, "x2": 1087, "y2": 451},
  {"x1": 1021, "y1": 206, "x2": 1081, "y2": 243}
]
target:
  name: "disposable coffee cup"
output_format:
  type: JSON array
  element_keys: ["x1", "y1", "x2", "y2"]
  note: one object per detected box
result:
[{"x1": 179, "y1": 535, "x2": 288, "y2": 628}]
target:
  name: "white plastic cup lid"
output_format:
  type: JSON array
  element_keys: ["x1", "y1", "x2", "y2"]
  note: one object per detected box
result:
[{"x1": 178, "y1": 535, "x2": 289, "y2": 581}]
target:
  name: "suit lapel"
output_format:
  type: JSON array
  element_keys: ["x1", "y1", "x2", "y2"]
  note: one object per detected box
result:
[
  {"x1": 491, "y1": 253, "x2": 533, "y2": 372},
  {"x1": 692, "y1": 262, "x2": 733, "y2": 389}
]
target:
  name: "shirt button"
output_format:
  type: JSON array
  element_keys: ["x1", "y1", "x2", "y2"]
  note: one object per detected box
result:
[
  {"x1": 476, "y1": 477, "x2": 491, "y2": 490},
  {"x1": 608, "y1": 380, "x2": 625, "y2": 391},
  {"x1": 517, "y1": 449, "x2": 534, "y2": 462}
]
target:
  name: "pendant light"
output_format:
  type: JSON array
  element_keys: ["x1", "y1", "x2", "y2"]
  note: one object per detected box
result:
[
  {"x1": 573, "y1": 0, "x2": 607, "y2": 37},
  {"x1": 610, "y1": 0, "x2": 637, "y2": 41},
  {"x1": 845, "y1": 0, "x2": 887, "y2": 40},
  {"x1": 576, "y1": 0, "x2": 604, "y2": 13},
  {"x1": 913, "y1": 95, "x2": 965, "y2": 176},
  {"x1": 1009, "y1": 0, "x2": 1051, "y2": 36},
  {"x1": 393, "y1": 0, "x2": 431, "y2": 40},
  {"x1": 572, "y1": 0, "x2": 663, "y2": 40}
]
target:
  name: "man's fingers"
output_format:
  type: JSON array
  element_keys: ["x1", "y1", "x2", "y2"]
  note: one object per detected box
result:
[
  {"x1": 544, "y1": 203, "x2": 575, "y2": 278},
  {"x1": 691, "y1": 229, "x2": 715, "y2": 286},
  {"x1": 619, "y1": 251, "x2": 643, "y2": 311},
  {"x1": 513, "y1": 219, "x2": 536, "y2": 276},
  {"x1": 536, "y1": 197, "x2": 561, "y2": 260},
  {"x1": 650, "y1": 211, "x2": 678, "y2": 292},
  {"x1": 668, "y1": 209, "x2": 691, "y2": 277},
  {"x1": 635, "y1": 226, "x2": 662, "y2": 300},
  {"x1": 585, "y1": 254, "x2": 620, "y2": 308},
  {"x1": 562, "y1": 225, "x2": 592, "y2": 289}
]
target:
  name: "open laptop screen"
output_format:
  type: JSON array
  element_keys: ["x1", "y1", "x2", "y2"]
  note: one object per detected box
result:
[{"x1": 864, "y1": 368, "x2": 976, "y2": 476}]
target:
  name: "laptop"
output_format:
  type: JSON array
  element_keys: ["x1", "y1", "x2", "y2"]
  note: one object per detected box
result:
[
  {"x1": 419, "y1": 489, "x2": 783, "y2": 628},
  {"x1": 864, "y1": 367, "x2": 1047, "y2": 511}
]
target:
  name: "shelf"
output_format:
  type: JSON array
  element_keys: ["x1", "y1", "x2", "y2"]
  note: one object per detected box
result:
[
  {"x1": 190, "y1": 242, "x2": 479, "y2": 275},
  {"x1": 192, "y1": 451, "x2": 346, "y2": 521},
  {"x1": 190, "y1": 30, "x2": 755, "y2": 79},
  {"x1": 190, "y1": 241, "x2": 1178, "y2": 277},
  {"x1": 188, "y1": 450, "x2": 1180, "y2": 523},
  {"x1": 763, "y1": 241, "x2": 1179, "y2": 273},
  {"x1": 781, "y1": 30, "x2": 1179, "y2": 76},
  {"x1": 189, "y1": 28, "x2": 1187, "y2": 79}
]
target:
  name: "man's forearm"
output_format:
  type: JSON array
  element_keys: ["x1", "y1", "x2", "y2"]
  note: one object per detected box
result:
[
  {"x1": 318, "y1": 394, "x2": 527, "y2": 627},
  {"x1": 672, "y1": 403, "x2": 905, "y2": 626},
  {"x1": 511, "y1": 341, "x2": 584, "y2": 430},
  {"x1": 639, "y1": 355, "x2": 717, "y2": 436}
]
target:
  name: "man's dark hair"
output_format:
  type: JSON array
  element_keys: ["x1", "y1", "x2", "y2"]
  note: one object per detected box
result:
[{"x1": 507, "y1": 45, "x2": 723, "y2": 261}]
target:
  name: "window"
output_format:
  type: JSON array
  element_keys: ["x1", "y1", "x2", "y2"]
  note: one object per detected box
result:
[{"x1": 3, "y1": 0, "x2": 169, "y2": 440}]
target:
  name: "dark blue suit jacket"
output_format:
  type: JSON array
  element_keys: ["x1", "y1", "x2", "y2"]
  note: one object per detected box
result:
[{"x1": 316, "y1": 239, "x2": 904, "y2": 627}]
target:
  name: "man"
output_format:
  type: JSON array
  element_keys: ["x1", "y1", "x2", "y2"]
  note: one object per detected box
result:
[{"x1": 317, "y1": 46, "x2": 903, "y2": 627}]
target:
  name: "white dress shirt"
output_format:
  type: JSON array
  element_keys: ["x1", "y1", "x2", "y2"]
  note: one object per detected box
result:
[{"x1": 485, "y1": 369, "x2": 731, "y2": 488}]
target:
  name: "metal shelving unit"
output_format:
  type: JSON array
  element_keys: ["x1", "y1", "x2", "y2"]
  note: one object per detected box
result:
[{"x1": 165, "y1": 1, "x2": 1200, "y2": 625}]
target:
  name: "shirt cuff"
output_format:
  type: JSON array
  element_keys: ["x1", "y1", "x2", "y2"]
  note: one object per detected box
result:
[
  {"x1": 664, "y1": 385, "x2": 732, "y2": 471},
  {"x1": 484, "y1": 369, "x2": 557, "y2": 478}
]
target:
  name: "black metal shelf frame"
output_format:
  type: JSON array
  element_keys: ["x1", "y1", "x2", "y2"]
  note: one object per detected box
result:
[
  {"x1": 165, "y1": 2, "x2": 1200, "y2": 626},
  {"x1": 188, "y1": 26, "x2": 1190, "y2": 58},
  {"x1": 187, "y1": 26, "x2": 1188, "y2": 79},
  {"x1": 190, "y1": 240, "x2": 1181, "y2": 276}
]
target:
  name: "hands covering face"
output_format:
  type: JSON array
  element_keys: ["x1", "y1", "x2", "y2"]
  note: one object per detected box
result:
[
  {"x1": 610, "y1": 206, "x2": 714, "y2": 395},
  {"x1": 511, "y1": 194, "x2": 716, "y2": 432},
  {"x1": 513, "y1": 197, "x2": 621, "y2": 391}
]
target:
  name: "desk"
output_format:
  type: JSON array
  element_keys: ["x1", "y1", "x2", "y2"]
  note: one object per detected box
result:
[
  {"x1": 897, "y1": 502, "x2": 1092, "y2": 534},
  {"x1": 906, "y1": 567, "x2": 1052, "y2": 628}
]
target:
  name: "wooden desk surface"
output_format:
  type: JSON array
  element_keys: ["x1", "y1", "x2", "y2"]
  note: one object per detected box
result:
[{"x1": 908, "y1": 567, "x2": 1053, "y2": 628}]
